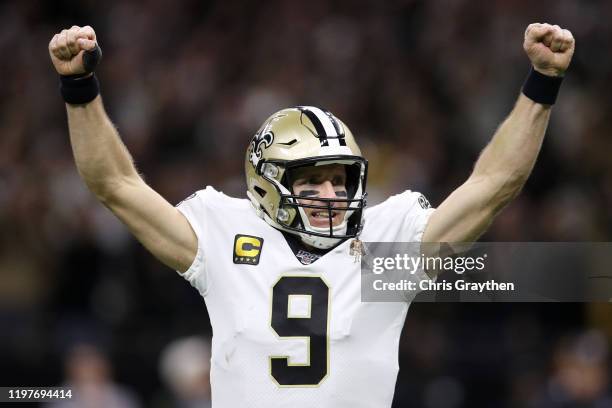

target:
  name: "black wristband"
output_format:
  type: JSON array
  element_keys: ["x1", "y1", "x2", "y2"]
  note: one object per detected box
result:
[
  {"x1": 522, "y1": 68, "x2": 564, "y2": 105},
  {"x1": 60, "y1": 73, "x2": 100, "y2": 105}
]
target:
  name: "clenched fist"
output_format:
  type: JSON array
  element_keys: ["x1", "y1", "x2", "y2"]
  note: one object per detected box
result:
[
  {"x1": 524, "y1": 23, "x2": 575, "y2": 77},
  {"x1": 49, "y1": 25, "x2": 99, "y2": 76}
]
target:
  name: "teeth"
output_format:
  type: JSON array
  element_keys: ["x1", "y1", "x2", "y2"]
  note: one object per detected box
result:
[{"x1": 312, "y1": 212, "x2": 337, "y2": 218}]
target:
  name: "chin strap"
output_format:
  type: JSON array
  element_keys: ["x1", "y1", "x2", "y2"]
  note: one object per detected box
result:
[
  {"x1": 297, "y1": 220, "x2": 347, "y2": 249},
  {"x1": 298, "y1": 233, "x2": 343, "y2": 250}
]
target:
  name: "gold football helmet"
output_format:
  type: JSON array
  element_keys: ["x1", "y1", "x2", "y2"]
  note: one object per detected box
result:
[{"x1": 245, "y1": 106, "x2": 368, "y2": 249}]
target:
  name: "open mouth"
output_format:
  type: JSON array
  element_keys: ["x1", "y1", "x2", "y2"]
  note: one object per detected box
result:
[
  {"x1": 311, "y1": 210, "x2": 338, "y2": 219},
  {"x1": 309, "y1": 210, "x2": 341, "y2": 227}
]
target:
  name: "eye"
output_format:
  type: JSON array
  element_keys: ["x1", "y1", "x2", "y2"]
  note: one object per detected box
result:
[
  {"x1": 294, "y1": 177, "x2": 312, "y2": 186},
  {"x1": 308, "y1": 177, "x2": 323, "y2": 184},
  {"x1": 332, "y1": 176, "x2": 346, "y2": 186}
]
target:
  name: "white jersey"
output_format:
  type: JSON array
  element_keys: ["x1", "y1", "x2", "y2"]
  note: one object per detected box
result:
[{"x1": 176, "y1": 186, "x2": 434, "y2": 408}]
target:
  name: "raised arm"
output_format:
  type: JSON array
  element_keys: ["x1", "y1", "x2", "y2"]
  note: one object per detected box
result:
[
  {"x1": 422, "y1": 23, "x2": 575, "y2": 243},
  {"x1": 49, "y1": 25, "x2": 197, "y2": 272}
]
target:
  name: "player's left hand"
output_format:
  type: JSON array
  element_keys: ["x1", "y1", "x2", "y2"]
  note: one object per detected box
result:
[{"x1": 523, "y1": 23, "x2": 575, "y2": 77}]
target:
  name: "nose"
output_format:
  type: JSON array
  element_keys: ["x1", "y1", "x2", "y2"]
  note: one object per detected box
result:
[{"x1": 318, "y1": 181, "x2": 338, "y2": 199}]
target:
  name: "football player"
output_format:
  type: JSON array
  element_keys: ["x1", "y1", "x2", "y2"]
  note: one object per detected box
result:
[{"x1": 49, "y1": 23, "x2": 574, "y2": 407}]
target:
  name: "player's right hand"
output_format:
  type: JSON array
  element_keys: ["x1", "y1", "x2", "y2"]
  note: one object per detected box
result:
[{"x1": 49, "y1": 25, "x2": 98, "y2": 76}]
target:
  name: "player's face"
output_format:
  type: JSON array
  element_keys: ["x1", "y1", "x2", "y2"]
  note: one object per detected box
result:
[{"x1": 291, "y1": 164, "x2": 348, "y2": 228}]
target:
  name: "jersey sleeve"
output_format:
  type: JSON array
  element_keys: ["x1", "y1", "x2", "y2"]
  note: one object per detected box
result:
[
  {"x1": 174, "y1": 187, "x2": 214, "y2": 297},
  {"x1": 365, "y1": 190, "x2": 435, "y2": 243}
]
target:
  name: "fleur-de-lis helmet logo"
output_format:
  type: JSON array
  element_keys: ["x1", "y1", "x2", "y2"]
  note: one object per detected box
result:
[{"x1": 248, "y1": 128, "x2": 274, "y2": 168}]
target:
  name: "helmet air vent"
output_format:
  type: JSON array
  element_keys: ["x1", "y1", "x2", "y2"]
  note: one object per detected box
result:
[{"x1": 254, "y1": 186, "x2": 267, "y2": 198}]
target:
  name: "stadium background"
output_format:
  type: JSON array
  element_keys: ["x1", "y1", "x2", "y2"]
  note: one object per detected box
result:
[{"x1": 1, "y1": 0, "x2": 612, "y2": 406}]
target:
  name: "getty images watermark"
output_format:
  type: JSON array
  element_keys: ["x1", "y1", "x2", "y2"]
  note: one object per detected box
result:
[
  {"x1": 370, "y1": 251, "x2": 514, "y2": 293},
  {"x1": 360, "y1": 243, "x2": 612, "y2": 302}
]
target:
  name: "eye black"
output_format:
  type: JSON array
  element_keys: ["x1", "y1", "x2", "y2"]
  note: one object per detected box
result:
[{"x1": 298, "y1": 190, "x2": 319, "y2": 197}]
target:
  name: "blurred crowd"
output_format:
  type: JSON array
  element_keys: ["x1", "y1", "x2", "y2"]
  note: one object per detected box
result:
[{"x1": 1, "y1": 0, "x2": 611, "y2": 406}]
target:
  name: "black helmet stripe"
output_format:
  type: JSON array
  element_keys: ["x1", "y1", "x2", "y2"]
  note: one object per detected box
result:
[
  {"x1": 323, "y1": 109, "x2": 345, "y2": 136},
  {"x1": 298, "y1": 106, "x2": 347, "y2": 147},
  {"x1": 299, "y1": 107, "x2": 329, "y2": 146},
  {"x1": 324, "y1": 110, "x2": 347, "y2": 146}
]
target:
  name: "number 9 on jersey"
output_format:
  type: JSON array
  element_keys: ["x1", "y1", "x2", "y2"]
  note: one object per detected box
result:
[{"x1": 270, "y1": 276, "x2": 330, "y2": 386}]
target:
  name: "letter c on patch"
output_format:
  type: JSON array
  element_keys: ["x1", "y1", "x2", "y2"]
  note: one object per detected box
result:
[
  {"x1": 233, "y1": 234, "x2": 264, "y2": 265},
  {"x1": 236, "y1": 236, "x2": 262, "y2": 257}
]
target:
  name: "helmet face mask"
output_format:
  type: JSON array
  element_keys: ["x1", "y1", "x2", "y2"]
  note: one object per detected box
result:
[{"x1": 245, "y1": 106, "x2": 368, "y2": 249}]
